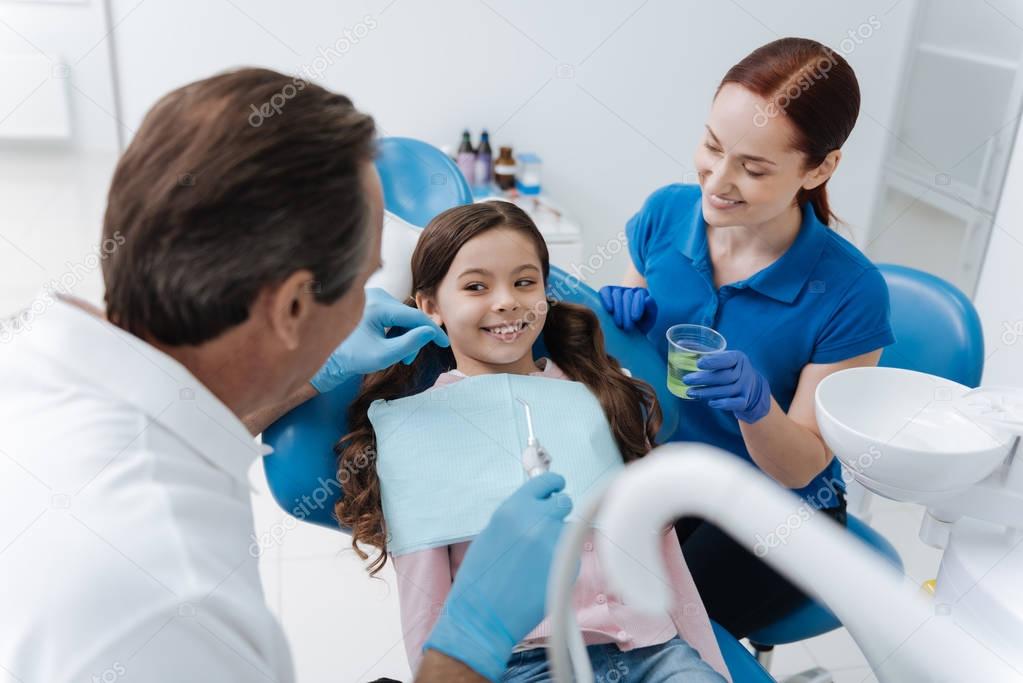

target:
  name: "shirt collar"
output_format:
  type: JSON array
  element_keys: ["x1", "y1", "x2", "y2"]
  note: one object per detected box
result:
[
  {"x1": 432, "y1": 357, "x2": 564, "y2": 388},
  {"x1": 22, "y1": 293, "x2": 269, "y2": 483},
  {"x1": 675, "y1": 195, "x2": 828, "y2": 303}
]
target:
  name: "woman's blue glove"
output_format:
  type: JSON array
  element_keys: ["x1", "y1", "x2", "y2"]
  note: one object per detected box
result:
[
  {"x1": 683, "y1": 350, "x2": 773, "y2": 424},
  {"x1": 598, "y1": 286, "x2": 658, "y2": 334},
  {"x1": 310, "y1": 288, "x2": 449, "y2": 393},
  {"x1": 424, "y1": 473, "x2": 573, "y2": 681}
]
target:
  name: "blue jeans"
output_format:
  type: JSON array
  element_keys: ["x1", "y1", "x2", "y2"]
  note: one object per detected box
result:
[{"x1": 499, "y1": 637, "x2": 727, "y2": 682}]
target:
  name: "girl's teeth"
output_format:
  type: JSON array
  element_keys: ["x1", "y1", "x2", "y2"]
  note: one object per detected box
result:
[{"x1": 484, "y1": 322, "x2": 524, "y2": 340}]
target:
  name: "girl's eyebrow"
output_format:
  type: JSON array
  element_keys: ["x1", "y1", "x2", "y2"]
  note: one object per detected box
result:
[{"x1": 457, "y1": 264, "x2": 541, "y2": 278}]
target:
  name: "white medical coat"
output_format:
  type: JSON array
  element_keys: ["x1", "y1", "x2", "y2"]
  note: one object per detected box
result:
[{"x1": 0, "y1": 294, "x2": 293, "y2": 682}]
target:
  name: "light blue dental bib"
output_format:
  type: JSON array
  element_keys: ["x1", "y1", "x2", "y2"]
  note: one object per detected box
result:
[{"x1": 369, "y1": 373, "x2": 625, "y2": 556}]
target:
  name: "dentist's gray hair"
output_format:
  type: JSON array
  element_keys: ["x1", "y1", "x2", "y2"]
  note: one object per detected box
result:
[{"x1": 102, "y1": 67, "x2": 376, "y2": 345}]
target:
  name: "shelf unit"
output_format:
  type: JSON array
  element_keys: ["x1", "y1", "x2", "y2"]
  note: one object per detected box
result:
[{"x1": 866, "y1": 0, "x2": 1023, "y2": 296}]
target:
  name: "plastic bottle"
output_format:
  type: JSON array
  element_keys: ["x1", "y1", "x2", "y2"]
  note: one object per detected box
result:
[
  {"x1": 456, "y1": 130, "x2": 476, "y2": 185},
  {"x1": 474, "y1": 130, "x2": 493, "y2": 187}
]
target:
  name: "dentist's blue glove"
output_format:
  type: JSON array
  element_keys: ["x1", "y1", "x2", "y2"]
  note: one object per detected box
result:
[
  {"x1": 598, "y1": 286, "x2": 658, "y2": 334},
  {"x1": 310, "y1": 288, "x2": 449, "y2": 393},
  {"x1": 424, "y1": 473, "x2": 573, "y2": 681},
  {"x1": 683, "y1": 350, "x2": 773, "y2": 424}
]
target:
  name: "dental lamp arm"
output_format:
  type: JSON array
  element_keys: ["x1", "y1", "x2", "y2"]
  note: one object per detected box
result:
[{"x1": 592, "y1": 444, "x2": 1021, "y2": 683}]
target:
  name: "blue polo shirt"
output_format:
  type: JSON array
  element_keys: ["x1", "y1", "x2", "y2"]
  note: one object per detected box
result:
[{"x1": 627, "y1": 184, "x2": 895, "y2": 508}]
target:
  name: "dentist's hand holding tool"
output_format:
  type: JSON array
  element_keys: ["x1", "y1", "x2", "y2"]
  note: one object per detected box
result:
[{"x1": 424, "y1": 473, "x2": 573, "y2": 682}]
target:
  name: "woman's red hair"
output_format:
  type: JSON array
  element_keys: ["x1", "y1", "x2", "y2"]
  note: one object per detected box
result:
[{"x1": 718, "y1": 37, "x2": 860, "y2": 225}]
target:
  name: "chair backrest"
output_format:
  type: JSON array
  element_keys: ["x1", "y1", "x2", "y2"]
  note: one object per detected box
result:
[
  {"x1": 877, "y1": 263, "x2": 984, "y2": 387},
  {"x1": 374, "y1": 137, "x2": 474, "y2": 226},
  {"x1": 262, "y1": 138, "x2": 677, "y2": 530}
]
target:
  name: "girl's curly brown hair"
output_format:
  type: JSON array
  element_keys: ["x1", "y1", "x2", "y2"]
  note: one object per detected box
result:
[{"x1": 334, "y1": 201, "x2": 662, "y2": 575}]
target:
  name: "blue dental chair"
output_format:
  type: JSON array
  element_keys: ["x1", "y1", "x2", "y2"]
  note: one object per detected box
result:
[
  {"x1": 876, "y1": 263, "x2": 984, "y2": 388},
  {"x1": 262, "y1": 137, "x2": 773, "y2": 681}
]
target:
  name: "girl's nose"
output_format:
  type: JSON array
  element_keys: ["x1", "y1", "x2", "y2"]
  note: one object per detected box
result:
[{"x1": 494, "y1": 292, "x2": 521, "y2": 313}]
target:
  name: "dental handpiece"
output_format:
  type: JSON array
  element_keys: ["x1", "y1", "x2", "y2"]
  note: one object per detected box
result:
[{"x1": 517, "y1": 398, "x2": 552, "y2": 478}]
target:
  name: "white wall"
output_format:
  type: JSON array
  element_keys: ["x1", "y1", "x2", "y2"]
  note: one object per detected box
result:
[
  {"x1": 0, "y1": 2, "x2": 122, "y2": 317},
  {"x1": 110, "y1": 0, "x2": 914, "y2": 286},
  {"x1": 974, "y1": 121, "x2": 1023, "y2": 387},
  {"x1": 0, "y1": 0, "x2": 121, "y2": 151}
]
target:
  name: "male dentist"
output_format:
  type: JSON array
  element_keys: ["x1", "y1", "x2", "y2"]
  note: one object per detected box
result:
[{"x1": 0, "y1": 68, "x2": 569, "y2": 683}]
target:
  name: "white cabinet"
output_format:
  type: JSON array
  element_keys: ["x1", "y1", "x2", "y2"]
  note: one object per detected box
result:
[
  {"x1": 866, "y1": 0, "x2": 1023, "y2": 295},
  {"x1": 476, "y1": 194, "x2": 584, "y2": 270}
]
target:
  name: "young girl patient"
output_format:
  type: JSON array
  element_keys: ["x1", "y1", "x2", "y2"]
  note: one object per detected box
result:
[{"x1": 336, "y1": 201, "x2": 730, "y2": 682}]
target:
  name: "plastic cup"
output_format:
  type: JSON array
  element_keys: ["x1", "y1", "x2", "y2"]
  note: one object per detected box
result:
[{"x1": 665, "y1": 324, "x2": 727, "y2": 399}]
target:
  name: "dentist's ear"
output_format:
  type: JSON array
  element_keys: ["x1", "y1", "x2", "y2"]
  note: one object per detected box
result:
[
  {"x1": 802, "y1": 149, "x2": 842, "y2": 191},
  {"x1": 263, "y1": 269, "x2": 317, "y2": 351},
  {"x1": 414, "y1": 291, "x2": 443, "y2": 328}
]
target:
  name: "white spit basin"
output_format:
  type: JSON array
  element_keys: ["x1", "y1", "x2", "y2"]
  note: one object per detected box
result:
[{"x1": 815, "y1": 367, "x2": 1014, "y2": 503}]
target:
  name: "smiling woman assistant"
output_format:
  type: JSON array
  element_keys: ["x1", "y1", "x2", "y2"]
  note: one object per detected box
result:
[{"x1": 600, "y1": 37, "x2": 895, "y2": 638}]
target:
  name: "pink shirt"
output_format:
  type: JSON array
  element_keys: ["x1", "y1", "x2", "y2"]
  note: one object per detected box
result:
[{"x1": 390, "y1": 359, "x2": 730, "y2": 680}]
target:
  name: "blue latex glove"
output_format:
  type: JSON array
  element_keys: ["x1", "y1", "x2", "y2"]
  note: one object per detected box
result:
[
  {"x1": 598, "y1": 286, "x2": 658, "y2": 334},
  {"x1": 424, "y1": 473, "x2": 573, "y2": 681},
  {"x1": 310, "y1": 288, "x2": 449, "y2": 393},
  {"x1": 683, "y1": 350, "x2": 773, "y2": 424}
]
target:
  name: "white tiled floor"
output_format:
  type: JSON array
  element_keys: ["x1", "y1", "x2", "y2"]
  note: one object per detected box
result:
[{"x1": 6, "y1": 149, "x2": 950, "y2": 682}]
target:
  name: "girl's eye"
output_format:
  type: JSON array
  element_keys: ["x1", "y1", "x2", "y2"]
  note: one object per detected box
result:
[
  {"x1": 704, "y1": 142, "x2": 722, "y2": 154},
  {"x1": 516, "y1": 279, "x2": 536, "y2": 287},
  {"x1": 744, "y1": 167, "x2": 765, "y2": 178},
  {"x1": 465, "y1": 283, "x2": 485, "y2": 291}
]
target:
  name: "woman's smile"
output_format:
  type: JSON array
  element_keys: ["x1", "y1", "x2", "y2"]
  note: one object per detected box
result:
[{"x1": 707, "y1": 193, "x2": 747, "y2": 211}]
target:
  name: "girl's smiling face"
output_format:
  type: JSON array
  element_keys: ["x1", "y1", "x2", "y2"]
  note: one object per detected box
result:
[{"x1": 416, "y1": 227, "x2": 547, "y2": 375}]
